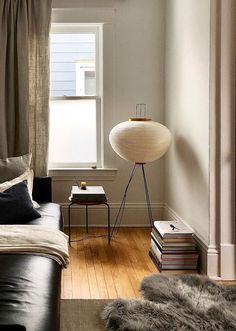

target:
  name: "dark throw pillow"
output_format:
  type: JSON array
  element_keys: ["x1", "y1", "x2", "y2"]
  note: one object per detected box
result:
[{"x1": 0, "y1": 181, "x2": 41, "y2": 224}]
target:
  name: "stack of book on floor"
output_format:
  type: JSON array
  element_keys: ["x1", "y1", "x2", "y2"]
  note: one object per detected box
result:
[{"x1": 149, "y1": 220, "x2": 199, "y2": 271}]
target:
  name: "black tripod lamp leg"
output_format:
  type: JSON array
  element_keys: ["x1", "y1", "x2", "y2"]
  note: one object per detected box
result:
[
  {"x1": 110, "y1": 163, "x2": 138, "y2": 239},
  {"x1": 68, "y1": 203, "x2": 72, "y2": 245},
  {"x1": 85, "y1": 205, "x2": 89, "y2": 233},
  {"x1": 141, "y1": 164, "x2": 154, "y2": 227},
  {"x1": 105, "y1": 202, "x2": 111, "y2": 245}
]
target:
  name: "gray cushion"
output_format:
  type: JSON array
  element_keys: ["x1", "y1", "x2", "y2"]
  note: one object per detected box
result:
[{"x1": 0, "y1": 153, "x2": 31, "y2": 182}]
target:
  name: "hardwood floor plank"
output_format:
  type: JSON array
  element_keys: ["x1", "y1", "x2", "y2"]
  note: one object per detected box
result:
[
  {"x1": 96, "y1": 232, "x2": 118, "y2": 299},
  {"x1": 119, "y1": 229, "x2": 149, "y2": 297},
  {"x1": 108, "y1": 230, "x2": 139, "y2": 298},
  {"x1": 93, "y1": 261, "x2": 109, "y2": 299},
  {"x1": 70, "y1": 229, "x2": 91, "y2": 299},
  {"x1": 62, "y1": 275, "x2": 73, "y2": 299},
  {"x1": 120, "y1": 228, "x2": 156, "y2": 295},
  {"x1": 85, "y1": 228, "x2": 110, "y2": 299},
  {"x1": 70, "y1": 245, "x2": 81, "y2": 298},
  {"x1": 131, "y1": 228, "x2": 158, "y2": 273},
  {"x1": 84, "y1": 239, "x2": 101, "y2": 299}
]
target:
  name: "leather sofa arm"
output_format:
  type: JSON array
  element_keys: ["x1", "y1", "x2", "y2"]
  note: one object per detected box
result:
[
  {"x1": 0, "y1": 326, "x2": 26, "y2": 331},
  {"x1": 32, "y1": 177, "x2": 52, "y2": 203}
]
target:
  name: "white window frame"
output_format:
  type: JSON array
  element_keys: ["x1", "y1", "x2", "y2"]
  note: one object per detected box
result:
[
  {"x1": 76, "y1": 62, "x2": 95, "y2": 96},
  {"x1": 49, "y1": 23, "x2": 103, "y2": 169}
]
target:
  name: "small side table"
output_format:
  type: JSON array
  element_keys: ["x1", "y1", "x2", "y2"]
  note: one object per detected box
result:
[{"x1": 68, "y1": 187, "x2": 110, "y2": 245}]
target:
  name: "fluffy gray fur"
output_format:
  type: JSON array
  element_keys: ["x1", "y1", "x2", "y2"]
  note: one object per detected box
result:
[{"x1": 102, "y1": 274, "x2": 236, "y2": 331}]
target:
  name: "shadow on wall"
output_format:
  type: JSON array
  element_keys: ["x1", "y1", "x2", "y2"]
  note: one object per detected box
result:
[{"x1": 174, "y1": 136, "x2": 209, "y2": 233}]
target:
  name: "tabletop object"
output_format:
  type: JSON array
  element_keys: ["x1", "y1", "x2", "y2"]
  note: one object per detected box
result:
[{"x1": 70, "y1": 186, "x2": 107, "y2": 203}]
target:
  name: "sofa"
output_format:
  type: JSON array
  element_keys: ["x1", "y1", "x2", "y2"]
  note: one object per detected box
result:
[{"x1": 0, "y1": 177, "x2": 63, "y2": 331}]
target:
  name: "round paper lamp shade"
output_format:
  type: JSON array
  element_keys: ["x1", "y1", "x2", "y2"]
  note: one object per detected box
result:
[{"x1": 109, "y1": 119, "x2": 172, "y2": 163}]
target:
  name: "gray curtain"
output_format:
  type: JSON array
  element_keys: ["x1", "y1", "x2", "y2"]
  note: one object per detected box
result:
[{"x1": 0, "y1": 0, "x2": 52, "y2": 176}]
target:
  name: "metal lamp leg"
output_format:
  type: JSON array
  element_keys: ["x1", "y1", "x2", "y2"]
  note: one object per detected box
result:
[
  {"x1": 110, "y1": 163, "x2": 138, "y2": 239},
  {"x1": 85, "y1": 205, "x2": 89, "y2": 233},
  {"x1": 105, "y1": 202, "x2": 111, "y2": 244},
  {"x1": 141, "y1": 164, "x2": 154, "y2": 227},
  {"x1": 110, "y1": 163, "x2": 154, "y2": 242},
  {"x1": 68, "y1": 203, "x2": 72, "y2": 245}
]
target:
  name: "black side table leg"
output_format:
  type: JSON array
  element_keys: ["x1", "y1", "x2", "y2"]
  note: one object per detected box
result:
[
  {"x1": 105, "y1": 203, "x2": 111, "y2": 245},
  {"x1": 86, "y1": 205, "x2": 89, "y2": 233},
  {"x1": 68, "y1": 203, "x2": 72, "y2": 245}
]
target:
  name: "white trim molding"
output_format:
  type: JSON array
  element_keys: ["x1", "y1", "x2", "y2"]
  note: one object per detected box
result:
[
  {"x1": 49, "y1": 168, "x2": 118, "y2": 181},
  {"x1": 208, "y1": 0, "x2": 236, "y2": 280},
  {"x1": 218, "y1": 0, "x2": 236, "y2": 280},
  {"x1": 220, "y1": 244, "x2": 236, "y2": 279}
]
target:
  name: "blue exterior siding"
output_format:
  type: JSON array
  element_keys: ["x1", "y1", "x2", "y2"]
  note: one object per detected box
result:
[{"x1": 50, "y1": 33, "x2": 95, "y2": 97}]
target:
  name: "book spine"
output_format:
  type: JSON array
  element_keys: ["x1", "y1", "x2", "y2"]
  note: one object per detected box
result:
[
  {"x1": 151, "y1": 233, "x2": 164, "y2": 253},
  {"x1": 150, "y1": 239, "x2": 162, "y2": 261},
  {"x1": 151, "y1": 233, "x2": 197, "y2": 251},
  {"x1": 149, "y1": 249, "x2": 162, "y2": 271},
  {"x1": 149, "y1": 250, "x2": 198, "y2": 271},
  {"x1": 151, "y1": 237, "x2": 198, "y2": 259},
  {"x1": 162, "y1": 256, "x2": 199, "y2": 260},
  {"x1": 152, "y1": 227, "x2": 164, "y2": 242},
  {"x1": 163, "y1": 238, "x2": 194, "y2": 243}
]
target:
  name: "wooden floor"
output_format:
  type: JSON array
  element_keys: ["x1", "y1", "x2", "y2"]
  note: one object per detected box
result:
[
  {"x1": 62, "y1": 227, "x2": 204, "y2": 299},
  {"x1": 62, "y1": 227, "x2": 158, "y2": 299}
]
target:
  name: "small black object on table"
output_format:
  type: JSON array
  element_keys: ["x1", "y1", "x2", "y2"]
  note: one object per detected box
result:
[{"x1": 68, "y1": 185, "x2": 110, "y2": 245}]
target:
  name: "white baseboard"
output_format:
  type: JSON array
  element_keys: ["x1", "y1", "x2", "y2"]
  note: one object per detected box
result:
[
  {"x1": 61, "y1": 202, "x2": 164, "y2": 227},
  {"x1": 220, "y1": 244, "x2": 236, "y2": 279}
]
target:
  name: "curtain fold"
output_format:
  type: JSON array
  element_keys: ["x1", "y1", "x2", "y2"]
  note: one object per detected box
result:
[{"x1": 0, "y1": 0, "x2": 52, "y2": 176}]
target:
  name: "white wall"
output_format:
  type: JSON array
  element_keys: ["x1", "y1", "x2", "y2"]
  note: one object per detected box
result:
[
  {"x1": 165, "y1": 0, "x2": 236, "y2": 279},
  {"x1": 51, "y1": 0, "x2": 166, "y2": 226},
  {"x1": 165, "y1": 0, "x2": 211, "y2": 243}
]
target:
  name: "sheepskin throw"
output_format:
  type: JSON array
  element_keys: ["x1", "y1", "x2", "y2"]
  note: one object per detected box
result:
[{"x1": 102, "y1": 274, "x2": 236, "y2": 331}]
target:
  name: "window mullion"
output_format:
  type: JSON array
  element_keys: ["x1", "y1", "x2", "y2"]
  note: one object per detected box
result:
[{"x1": 50, "y1": 96, "x2": 100, "y2": 101}]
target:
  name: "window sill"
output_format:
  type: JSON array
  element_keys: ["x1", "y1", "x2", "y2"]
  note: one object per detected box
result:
[{"x1": 49, "y1": 168, "x2": 118, "y2": 181}]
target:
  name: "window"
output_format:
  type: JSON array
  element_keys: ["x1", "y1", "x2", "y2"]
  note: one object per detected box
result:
[{"x1": 49, "y1": 24, "x2": 102, "y2": 168}]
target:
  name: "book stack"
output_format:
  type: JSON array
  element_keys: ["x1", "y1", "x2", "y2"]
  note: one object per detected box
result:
[
  {"x1": 149, "y1": 220, "x2": 199, "y2": 271},
  {"x1": 70, "y1": 186, "x2": 107, "y2": 203}
]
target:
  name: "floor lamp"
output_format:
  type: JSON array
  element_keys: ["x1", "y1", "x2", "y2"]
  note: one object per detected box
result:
[{"x1": 109, "y1": 104, "x2": 172, "y2": 239}]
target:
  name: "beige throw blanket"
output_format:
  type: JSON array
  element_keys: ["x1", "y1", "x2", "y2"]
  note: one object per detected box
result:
[{"x1": 0, "y1": 225, "x2": 70, "y2": 267}]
